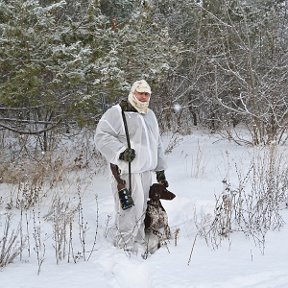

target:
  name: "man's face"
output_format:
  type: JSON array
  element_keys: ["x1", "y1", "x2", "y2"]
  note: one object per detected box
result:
[{"x1": 134, "y1": 91, "x2": 151, "y2": 102}]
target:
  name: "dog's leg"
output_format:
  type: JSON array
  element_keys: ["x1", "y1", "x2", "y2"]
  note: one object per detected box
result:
[
  {"x1": 164, "y1": 224, "x2": 171, "y2": 240},
  {"x1": 144, "y1": 231, "x2": 161, "y2": 256}
]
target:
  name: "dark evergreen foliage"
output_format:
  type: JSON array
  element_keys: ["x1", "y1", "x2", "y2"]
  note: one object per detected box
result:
[{"x1": 0, "y1": 0, "x2": 287, "y2": 145}]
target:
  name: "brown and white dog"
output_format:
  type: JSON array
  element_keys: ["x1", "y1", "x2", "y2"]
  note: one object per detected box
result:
[{"x1": 144, "y1": 183, "x2": 176, "y2": 254}]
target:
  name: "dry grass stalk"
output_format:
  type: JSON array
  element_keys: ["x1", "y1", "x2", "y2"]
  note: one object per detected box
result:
[
  {"x1": 196, "y1": 146, "x2": 288, "y2": 252},
  {"x1": 0, "y1": 213, "x2": 26, "y2": 267}
]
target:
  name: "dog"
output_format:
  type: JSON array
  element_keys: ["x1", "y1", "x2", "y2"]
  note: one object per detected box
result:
[{"x1": 144, "y1": 183, "x2": 176, "y2": 254}]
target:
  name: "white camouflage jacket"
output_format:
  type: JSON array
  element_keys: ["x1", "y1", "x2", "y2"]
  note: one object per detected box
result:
[{"x1": 94, "y1": 103, "x2": 167, "y2": 175}]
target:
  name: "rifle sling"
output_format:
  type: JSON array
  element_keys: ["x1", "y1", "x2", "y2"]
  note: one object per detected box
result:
[{"x1": 121, "y1": 109, "x2": 132, "y2": 194}]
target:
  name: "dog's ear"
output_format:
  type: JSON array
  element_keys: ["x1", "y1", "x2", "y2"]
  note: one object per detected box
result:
[
  {"x1": 149, "y1": 183, "x2": 161, "y2": 200},
  {"x1": 149, "y1": 183, "x2": 176, "y2": 200}
]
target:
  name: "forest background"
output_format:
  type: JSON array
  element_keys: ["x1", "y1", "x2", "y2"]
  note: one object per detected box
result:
[{"x1": 1, "y1": 0, "x2": 288, "y2": 148}]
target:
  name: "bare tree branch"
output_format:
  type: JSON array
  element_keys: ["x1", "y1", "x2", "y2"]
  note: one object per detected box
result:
[{"x1": 0, "y1": 120, "x2": 62, "y2": 135}]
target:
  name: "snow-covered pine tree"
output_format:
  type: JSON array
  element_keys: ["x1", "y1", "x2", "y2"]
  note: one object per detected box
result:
[
  {"x1": 0, "y1": 0, "x2": 93, "y2": 140},
  {"x1": 0, "y1": 0, "x2": 181, "y2": 140}
]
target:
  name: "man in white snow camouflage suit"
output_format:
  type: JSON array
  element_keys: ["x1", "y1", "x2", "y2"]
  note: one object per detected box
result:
[{"x1": 94, "y1": 80, "x2": 168, "y2": 253}]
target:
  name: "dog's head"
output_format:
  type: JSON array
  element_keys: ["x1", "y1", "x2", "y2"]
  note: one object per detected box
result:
[{"x1": 149, "y1": 183, "x2": 176, "y2": 201}]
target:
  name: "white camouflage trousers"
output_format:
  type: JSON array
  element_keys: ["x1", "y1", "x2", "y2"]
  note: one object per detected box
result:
[{"x1": 112, "y1": 170, "x2": 152, "y2": 251}]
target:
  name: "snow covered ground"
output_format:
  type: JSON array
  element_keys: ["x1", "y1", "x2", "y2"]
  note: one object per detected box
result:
[{"x1": 1, "y1": 130, "x2": 288, "y2": 288}]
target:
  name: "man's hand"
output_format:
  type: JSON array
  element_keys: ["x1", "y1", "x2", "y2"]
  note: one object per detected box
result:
[
  {"x1": 119, "y1": 148, "x2": 136, "y2": 162},
  {"x1": 117, "y1": 180, "x2": 126, "y2": 191},
  {"x1": 156, "y1": 170, "x2": 169, "y2": 187}
]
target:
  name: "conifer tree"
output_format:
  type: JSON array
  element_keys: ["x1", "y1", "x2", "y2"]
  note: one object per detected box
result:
[{"x1": 0, "y1": 0, "x2": 91, "y2": 136}]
